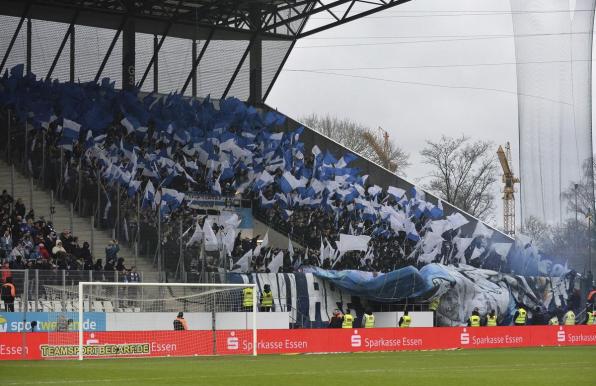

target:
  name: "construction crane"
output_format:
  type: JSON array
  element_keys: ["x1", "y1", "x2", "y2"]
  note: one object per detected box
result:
[{"x1": 497, "y1": 142, "x2": 520, "y2": 235}]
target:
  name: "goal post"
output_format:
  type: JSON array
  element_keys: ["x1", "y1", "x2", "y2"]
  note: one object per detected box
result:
[{"x1": 76, "y1": 282, "x2": 257, "y2": 360}]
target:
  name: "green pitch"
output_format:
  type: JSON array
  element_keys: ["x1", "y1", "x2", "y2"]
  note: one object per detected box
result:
[{"x1": 1, "y1": 347, "x2": 594, "y2": 386}]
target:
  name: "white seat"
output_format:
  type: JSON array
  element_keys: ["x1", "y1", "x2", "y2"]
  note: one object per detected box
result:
[
  {"x1": 41, "y1": 301, "x2": 52, "y2": 312},
  {"x1": 51, "y1": 301, "x2": 62, "y2": 312},
  {"x1": 102, "y1": 301, "x2": 114, "y2": 312},
  {"x1": 93, "y1": 301, "x2": 104, "y2": 312}
]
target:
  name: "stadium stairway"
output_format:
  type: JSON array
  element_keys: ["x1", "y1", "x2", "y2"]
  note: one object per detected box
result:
[{"x1": 0, "y1": 159, "x2": 158, "y2": 281}]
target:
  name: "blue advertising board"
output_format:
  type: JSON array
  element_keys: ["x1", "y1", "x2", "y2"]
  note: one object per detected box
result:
[{"x1": 0, "y1": 312, "x2": 106, "y2": 332}]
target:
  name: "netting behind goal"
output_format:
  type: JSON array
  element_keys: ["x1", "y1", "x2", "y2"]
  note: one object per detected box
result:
[{"x1": 41, "y1": 283, "x2": 256, "y2": 360}]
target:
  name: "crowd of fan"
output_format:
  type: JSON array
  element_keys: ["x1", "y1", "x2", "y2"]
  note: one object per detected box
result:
[
  {"x1": 0, "y1": 188, "x2": 131, "y2": 274},
  {"x1": 0, "y1": 65, "x2": 547, "y2": 276}
]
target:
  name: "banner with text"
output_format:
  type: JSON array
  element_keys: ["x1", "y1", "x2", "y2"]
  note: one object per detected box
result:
[{"x1": 1, "y1": 326, "x2": 595, "y2": 360}]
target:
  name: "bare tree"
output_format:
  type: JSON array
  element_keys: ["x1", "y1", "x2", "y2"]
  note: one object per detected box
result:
[
  {"x1": 362, "y1": 127, "x2": 410, "y2": 173},
  {"x1": 561, "y1": 156, "x2": 596, "y2": 218},
  {"x1": 420, "y1": 135, "x2": 497, "y2": 220},
  {"x1": 522, "y1": 216, "x2": 552, "y2": 247},
  {"x1": 300, "y1": 114, "x2": 410, "y2": 175}
]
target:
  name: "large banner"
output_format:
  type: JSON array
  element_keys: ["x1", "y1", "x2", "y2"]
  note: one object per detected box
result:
[{"x1": 1, "y1": 326, "x2": 595, "y2": 360}]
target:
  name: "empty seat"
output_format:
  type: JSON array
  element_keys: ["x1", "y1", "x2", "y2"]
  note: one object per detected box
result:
[
  {"x1": 51, "y1": 301, "x2": 62, "y2": 312},
  {"x1": 92, "y1": 301, "x2": 103, "y2": 312},
  {"x1": 41, "y1": 300, "x2": 52, "y2": 312},
  {"x1": 102, "y1": 301, "x2": 114, "y2": 312}
]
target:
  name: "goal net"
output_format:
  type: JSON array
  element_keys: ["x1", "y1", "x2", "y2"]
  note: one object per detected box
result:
[{"x1": 41, "y1": 282, "x2": 257, "y2": 360}]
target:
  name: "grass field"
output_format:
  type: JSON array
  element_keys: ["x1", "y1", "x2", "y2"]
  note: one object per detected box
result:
[{"x1": 1, "y1": 347, "x2": 595, "y2": 386}]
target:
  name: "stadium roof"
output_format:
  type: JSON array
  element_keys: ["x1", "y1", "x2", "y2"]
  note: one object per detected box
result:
[
  {"x1": 0, "y1": 0, "x2": 412, "y2": 41},
  {"x1": 0, "y1": 0, "x2": 412, "y2": 101}
]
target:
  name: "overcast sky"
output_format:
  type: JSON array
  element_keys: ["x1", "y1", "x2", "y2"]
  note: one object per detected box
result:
[{"x1": 267, "y1": 0, "x2": 595, "y2": 228}]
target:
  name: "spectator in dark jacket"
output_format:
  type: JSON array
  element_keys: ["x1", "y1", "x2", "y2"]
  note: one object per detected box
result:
[
  {"x1": 328, "y1": 309, "x2": 343, "y2": 328},
  {"x1": 531, "y1": 306, "x2": 547, "y2": 325}
]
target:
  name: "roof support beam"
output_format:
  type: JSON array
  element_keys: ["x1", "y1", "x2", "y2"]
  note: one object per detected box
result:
[
  {"x1": 221, "y1": 33, "x2": 255, "y2": 100},
  {"x1": 26, "y1": 17, "x2": 32, "y2": 75},
  {"x1": 137, "y1": 24, "x2": 169, "y2": 89},
  {"x1": 46, "y1": 11, "x2": 77, "y2": 80},
  {"x1": 0, "y1": 3, "x2": 31, "y2": 75},
  {"x1": 180, "y1": 28, "x2": 214, "y2": 96},
  {"x1": 297, "y1": 0, "x2": 412, "y2": 38},
  {"x1": 122, "y1": 17, "x2": 135, "y2": 90},
  {"x1": 94, "y1": 16, "x2": 126, "y2": 83}
]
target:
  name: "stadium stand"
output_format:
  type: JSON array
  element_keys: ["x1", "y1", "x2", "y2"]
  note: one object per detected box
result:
[{"x1": 0, "y1": 64, "x2": 563, "y2": 277}]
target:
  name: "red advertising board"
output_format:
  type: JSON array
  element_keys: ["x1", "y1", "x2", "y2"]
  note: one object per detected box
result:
[{"x1": 1, "y1": 325, "x2": 595, "y2": 360}]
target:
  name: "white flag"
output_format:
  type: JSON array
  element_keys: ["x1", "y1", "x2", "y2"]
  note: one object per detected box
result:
[
  {"x1": 203, "y1": 220, "x2": 219, "y2": 251},
  {"x1": 268, "y1": 251, "x2": 284, "y2": 273},
  {"x1": 233, "y1": 250, "x2": 253, "y2": 273},
  {"x1": 337, "y1": 234, "x2": 371, "y2": 253}
]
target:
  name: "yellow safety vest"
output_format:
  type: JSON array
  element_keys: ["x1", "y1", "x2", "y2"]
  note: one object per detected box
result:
[
  {"x1": 486, "y1": 315, "x2": 497, "y2": 327},
  {"x1": 243, "y1": 287, "x2": 253, "y2": 307},
  {"x1": 548, "y1": 316, "x2": 559, "y2": 326},
  {"x1": 514, "y1": 308, "x2": 526, "y2": 325},
  {"x1": 563, "y1": 311, "x2": 575, "y2": 325},
  {"x1": 364, "y1": 314, "x2": 375, "y2": 328},
  {"x1": 261, "y1": 290, "x2": 273, "y2": 308},
  {"x1": 342, "y1": 313, "x2": 354, "y2": 328},
  {"x1": 589, "y1": 312, "x2": 596, "y2": 325},
  {"x1": 401, "y1": 315, "x2": 411, "y2": 328},
  {"x1": 429, "y1": 298, "x2": 440, "y2": 311},
  {"x1": 469, "y1": 315, "x2": 481, "y2": 327}
]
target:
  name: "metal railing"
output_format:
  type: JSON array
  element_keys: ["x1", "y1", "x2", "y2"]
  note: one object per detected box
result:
[{"x1": 1, "y1": 269, "x2": 144, "y2": 312}]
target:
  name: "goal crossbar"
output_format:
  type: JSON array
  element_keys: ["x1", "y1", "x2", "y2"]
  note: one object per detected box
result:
[{"x1": 77, "y1": 282, "x2": 258, "y2": 360}]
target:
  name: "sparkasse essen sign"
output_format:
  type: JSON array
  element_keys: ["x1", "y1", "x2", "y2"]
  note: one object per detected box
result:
[{"x1": 0, "y1": 325, "x2": 594, "y2": 360}]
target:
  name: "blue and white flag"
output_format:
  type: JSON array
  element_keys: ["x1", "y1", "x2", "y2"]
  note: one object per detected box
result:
[
  {"x1": 387, "y1": 186, "x2": 406, "y2": 200},
  {"x1": 121, "y1": 115, "x2": 140, "y2": 134},
  {"x1": 62, "y1": 118, "x2": 81, "y2": 139},
  {"x1": 142, "y1": 181, "x2": 155, "y2": 209},
  {"x1": 127, "y1": 179, "x2": 141, "y2": 197},
  {"x1": 279, "y1": 171, "x2": 304, "y2": 194},
  {"x1": 162, "y1": 188, "x2": 185, "y2": 209}
]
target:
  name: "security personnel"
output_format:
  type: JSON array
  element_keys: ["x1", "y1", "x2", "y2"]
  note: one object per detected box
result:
[
  {"x1": 173, "y1": 312, "x2": 188, "y2": 331},
  {"x1": 242, "y1": 286, "x2": 254, "y2": 312},
  {"x1": 362, "y1": 309, "x2": 375, "y2": 328},
  {"x1": 486, "y1": 310, "x2": 498, "y2": 327},
  {"x1": 548, "y1": 314, "x2": 559, "y2": 325},
  {"x1": 513, "y1": 305, "x2": 527, "y2": 326},
  {"x1": 563, "y1": 309, "x2": 576, "y2": 325},
  {"x1": 260, "y1": 284, "x2": 273, "y2": 312},
  {"x1": 1, "y1": 276, "x2": 16, "y2": 312},
  {"x1": 342, "y1": 310, "x2": 354, "y2": 328},
  {"x1": 429, "y1": 297, "x2": 440, "y2": 327},
  {"x1": 585, "y1": 310, "x2": 596, "y2": 325},
  {"x1": 398, "y1": 310, "x2": 411, "y2": 328},
  {"x1": 467, "y1": 308, "x2": 481, "y2": 327}
]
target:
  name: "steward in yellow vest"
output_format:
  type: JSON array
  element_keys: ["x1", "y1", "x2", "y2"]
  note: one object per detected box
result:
[
  {"x1": 514, "y1": 307, "x2": 527, "y2": 326},
  {"x1": 363, "y1": 310, "x2": 375, "y2": 328},
  {"x1": 486, "y1": 310, "x2": 497, "y2": 327},
  {"x1": 242, "y1": 286, "x2": 254, "y2": 311},
  {"x1": 342, "y1": 311, "x2": 354, "y2": 328},
  {"x1": 586, "y1": 311, "x2": 596, "y2": 325},
  {"x1": 548, "y1": 315, "x2": 559, "y2": 325},
  {"x1": 429, "y1": 297, "x2": 440, "y2": 327},
  {"x1": 468, "y1": 308, "x2": 481, "y2": 327},
  {"x1": 399, "y1": 310, "x2": 411, "y2": 327},
  {"x1": 563, "y1": 310, "x2": 575, "y2": 325},
  {"x1": 260, "y1": 284, "x2": 273, "y2": 312}
]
